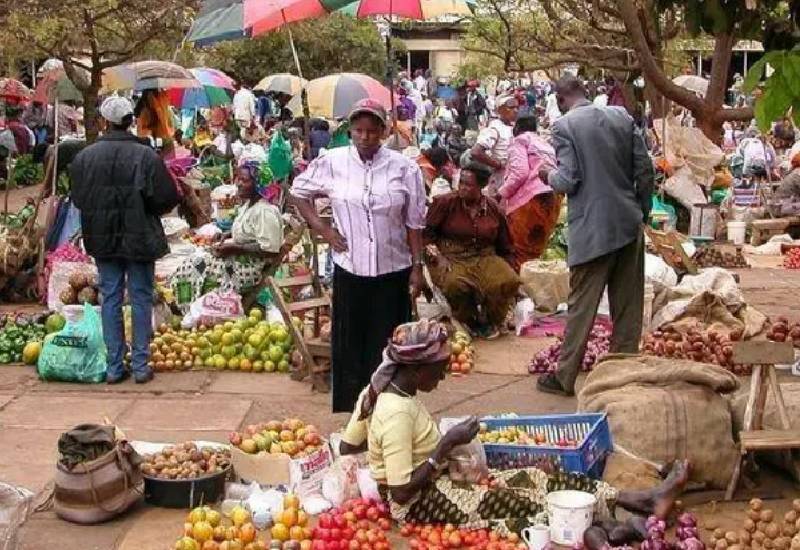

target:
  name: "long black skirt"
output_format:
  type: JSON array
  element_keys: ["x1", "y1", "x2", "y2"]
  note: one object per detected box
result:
[{"x1": 331, "y1": 265, "x2": 412, "y2": 413}]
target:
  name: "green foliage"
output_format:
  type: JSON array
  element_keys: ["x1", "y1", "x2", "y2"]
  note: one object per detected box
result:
[
  {"x1": 203, "y1": 15, "x2": 392, "y2": 83},
  {"x1": 655, "y1": 0, "x2": 785, "y2": 37},
  {"x1": 743, "y1": 49, "x2": 800, "y2": 131},
  {"x1": 2, "y1": 155, "x2": 43, "y2": 189}
]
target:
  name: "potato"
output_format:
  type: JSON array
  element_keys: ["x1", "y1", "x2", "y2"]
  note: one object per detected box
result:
[
  {"x1": 765, "y1": 539, "x2": 775, "y2": 549},
  {"x1": 763, "y1": 510, "x2": 776, "y2": 523},
  {"x1": 787, "y1": 511, "x2": 800, "y2": 524},
  {"x1": 796, "y1": 518, "x2": 800, "y2": 531},
  {"x1": 752, "y1": 498, "x2": 765, "y2": 511},
  {"x1": 741, "y1": 531, "x2": 753, "y2": 544},
  {"x1": 776, "y1": 538, "x2": 790, "y2": 550},
  {"x1": 752, "y1": 510, "x2": 768, "y2": 521},
  {"x1": 745, "y1": 519, "x2": 758, "y2": 533},
  {"x1": 730, "y1": 545, "x2": 743, "y2": 550},
  {"x1": 726, "y1": 532, "x2": 741, "y2": 544},
  {"x1": 783, "y1": 524, "x2": 797, "y2": 538},
  {"x1": 794, "y1": 499, "x2": 800, "y2": 513},
  {"x1": 714, "y1": 528, "x2": 727, "y2": 540},
  {"x1": 754, "y1": 532, "x2": 767, "y2": 543},
  {"x1": 716, "y1": 540, "x2": 729, "y2": 550},
  {"x1": 767, "y1": 524, "x2": 782, "y2": 539},
  {"x1": 761, "y1": 522, "x2": 772, "y2": 533}
]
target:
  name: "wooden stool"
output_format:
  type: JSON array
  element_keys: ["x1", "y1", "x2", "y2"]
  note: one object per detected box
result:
[
  {"x1": 725, "y1": 340, "x2": 800, "y2": 500},
  {"x1": 267, "y1": 273, "x2": 331, "y2": 393}
]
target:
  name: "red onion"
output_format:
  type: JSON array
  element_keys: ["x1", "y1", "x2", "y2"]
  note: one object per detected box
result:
[
  {"x1": 528, "y1": 322, "x2": 611, "y2": 374},
  {"x1": 680, "y1": 538, "x2": 705, "y2": 550},
  {"x1": 677, "y1": 512, "x2": 697, "y2": 529}
]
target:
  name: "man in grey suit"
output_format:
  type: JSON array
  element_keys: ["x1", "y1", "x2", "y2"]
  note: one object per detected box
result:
[{"x1": 537, "y1": 76, "x2": 654, "y2": 396}]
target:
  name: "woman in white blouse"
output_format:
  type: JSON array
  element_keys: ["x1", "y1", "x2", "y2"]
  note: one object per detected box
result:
[{"x1": 290, "y1": 99, "x2": 428, "y2": 412}]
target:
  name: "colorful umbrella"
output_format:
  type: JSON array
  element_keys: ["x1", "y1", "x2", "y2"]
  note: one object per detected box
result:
[
  {"x1": 102, "y1": 61, "x2": 200, "y2": 92},
  {"x1": 254, "y1": 74, "x2": 307, "y2": 96},
  {"x1": 33, "y1": 70, "x2": 83, "y2": 104},
  {"x1": 167, "y1": 68, "x2": 235, "y2": 109},
  {"x1": 285, "y1": 73, "x2": 393, "y2": 119},
  {"x1": 187, "y1": 0, "x2": 354, "y2": 45},
  {"x1": 340, "y1": 0, "x2": 473, "y2": 18},
  {"x1": 0, "y1": 78, "x2": 32, "y2": 104}
]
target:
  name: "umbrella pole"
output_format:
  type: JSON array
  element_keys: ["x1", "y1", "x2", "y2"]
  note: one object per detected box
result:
[
  {"x1": 385, "y1": 12, "x2": 398, "y2": 138},
  {"x1": 52, "y1": 99, "x2": 60, "y2": 197},
  {"x1": 282, "y1": 9, "x2": 311, "y2": 159}
]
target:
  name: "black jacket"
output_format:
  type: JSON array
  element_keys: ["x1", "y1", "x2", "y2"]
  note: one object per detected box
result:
[{"x1": 69, "y1": 131, "x2": 180, "y2": 262}]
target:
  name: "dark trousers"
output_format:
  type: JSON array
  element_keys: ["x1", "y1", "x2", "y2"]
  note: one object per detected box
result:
[
  {"x1": 555, "y1": 229, "x2": 644, "y2": 391},
  {"x1": 331, "y1": 265, "x2": 411, "y2": 413}
]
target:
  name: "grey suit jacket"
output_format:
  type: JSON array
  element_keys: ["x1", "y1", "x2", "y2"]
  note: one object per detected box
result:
[{"x1": 548, "y1": 100, "x2": 654, "y2": 267}]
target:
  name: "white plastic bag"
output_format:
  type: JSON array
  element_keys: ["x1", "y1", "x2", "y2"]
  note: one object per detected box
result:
[
  {"x1": 356, "y1": 468, "x2": 380, "y2": 502},
  {"x1": 247, "y1": 486, "x2": 284, "y2": 529},
  {"x1": 289, "y1": 443, "x2": 334, "y2": 501},
  {"x1": 439, "y1": 417, "x2": 488, "y2": 483},
  {"x1": 664, "y1": 166, "x2": 707, "y2": 210},
  {"x1": 514, "y1": 298, "x2": 536, "y2": 337},
  {"x1": 182, "y1": 289, "x2": 245, "y2": 328}
]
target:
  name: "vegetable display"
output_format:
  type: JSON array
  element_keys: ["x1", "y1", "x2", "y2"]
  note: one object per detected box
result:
[
  {"x1": 784, "y1": 249, "x2": 800, "y2": 270},
  {"x1": 528, "y1": 322, "x2": 610, "y2": 374},
  {"x1": 0, "y1": 314, "x2": 49, "y2": 364},
  {"x1": 765, "y1": 317, "x2": 800, "y2": 348},
  {"x1": 642, "y1": 326, "x2": 747, "y2": 374},
  {"x1": 449, "y1": 330, "x2": 474, "y2": 375},
  {"x1": 5, "y1": 154, "x2": 43, "y2": 189},
  {"x1": 140, "y1": 441, "x2": 231, "y2": 480},
  {"x1": 311, "y1": 497, "x2": 393, "y2": 550},
  {"x1": 708, "y1": 498, "x2": 800, "y2": 550},
  {"x1": 175, "y1": 503, "x2": 270, "y2": 550},
  {"x1": 0, "y1": 199, "x2": 36, "y2": 229},
  {"x1": 643, "y1": 513, "x2": 705, "y2": 550},
  {"x1": 401, "y1": 523, "x2": 526, "y2": 550},
  {"x1": 693, "y1": 246, "x2": 749, "y2": 268},
  {"x1": 228, "y1": 418, "x2": 323, "y2": 459}
]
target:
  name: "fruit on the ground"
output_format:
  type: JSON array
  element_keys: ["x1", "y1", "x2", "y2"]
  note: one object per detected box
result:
[
  {"x1": 231, "y1": 506, "x2": 252, "y2": 528},
  {"x1": 449, "y1": 331, "x2": 474, "y2": 375},
  {"x1": 229, "y1": 420, "x2": 322, "y2": 458},
  {"x1": 694, "y1": 246, "x2": 749, "y2": 268},
  {"x1": 400, "y1": 522, "x2": 526, "y2": 550},
  {"x1": 784, "y1": 248, "x2": 800, "y2": 269},
  {"x1": 312, "y1": 498, "x2": 392, "y2": 549},
  {"x1": 477, "y1": 423, "x2": 576, "y2": 447},
  {"x1": 766, "y1": 317, "x2": 800, "y2": 349},
  {"x1": 176, "y1": 536, "x2": 201, "y2": 550},
  {"x1": 22, "y1": 341, "x2": 41, "y2": 365},
  {"x1": 45, "y1": 312, "x2": 66, "y2": 334},
  {"x1": 140, "y1": 442, "x2": 230, "y2": 480}
]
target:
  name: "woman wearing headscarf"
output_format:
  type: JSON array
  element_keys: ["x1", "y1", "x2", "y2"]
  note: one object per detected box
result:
[
  {"x1": 171, "y1": 161, "x2": 286, "y2": 304},
  {"x1": 339, "y1": 319, "x2": 691, "y2": 546},
  {"x1": 499, "y1": 115, "x2": 562, "y2": 269},
  {"x1": 425, "y1": 165, "x2": 520, "y2": 339}
]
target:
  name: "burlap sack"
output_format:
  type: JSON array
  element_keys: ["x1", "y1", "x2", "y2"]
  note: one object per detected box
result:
[
  {"x1": 578, "y1": 354, "x2": 740, "y2": 489},
  {"x1": 519, "y1": 260, "x2": 569, "y2": 314},
  {"x1": 602, "y1": 452, "x2": 662, "y2": 491}
]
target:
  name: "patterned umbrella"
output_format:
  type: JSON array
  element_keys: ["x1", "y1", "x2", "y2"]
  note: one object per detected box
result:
[
  {"x1": 102, "y1": 61, "x2": 200, "y2": 92},
  {"x1": 33, "y1": 70, "x2": 84, "y2": 104},
  {"x1": 285, "y1": 73, "x2": 392, "y2": 119},
  {"x1": 254, "y1": 74, "x2": 307, "y2": 96},
  {"x1": 167, "y1": 68, "x2": 235, "y2": 109},
  {"x1": 187, "y1": 0, "x2": 354, "y2": 45},
  {"x1": 339, "y1": 0, "x2": 473, "y2": 19},
  {"x1": 0, "y1": 78, "x2": 32, "y2": 103}
]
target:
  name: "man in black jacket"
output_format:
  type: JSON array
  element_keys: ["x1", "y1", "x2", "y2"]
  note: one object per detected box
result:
[{"x1": 70, "y1": 97, "x2": 180, "y2": 384}]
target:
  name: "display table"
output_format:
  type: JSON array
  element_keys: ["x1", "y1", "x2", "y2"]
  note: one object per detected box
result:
[{"x1": 750, "y1": 216, "x2": 800, "y2": 245}]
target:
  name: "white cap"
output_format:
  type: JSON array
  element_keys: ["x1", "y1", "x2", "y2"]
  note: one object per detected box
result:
[{"x1": 100, "y1": 96, "x2": 134, "y2": 124}]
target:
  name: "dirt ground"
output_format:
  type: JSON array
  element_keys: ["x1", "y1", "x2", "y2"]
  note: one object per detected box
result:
[{"x1": 2, "y1": 184, "x2": 800, "y2": 549}]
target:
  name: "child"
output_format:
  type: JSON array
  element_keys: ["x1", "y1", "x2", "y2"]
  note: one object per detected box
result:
[{"x1": 446, "y1": 123, "x2": 468, "y2": 165}]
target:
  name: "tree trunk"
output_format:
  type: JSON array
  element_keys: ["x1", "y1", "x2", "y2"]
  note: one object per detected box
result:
[
  {"x1": 645, "y1": 84, "x2": 666, "y2": 119},
  {"x1": 695, "y1": 110, "x2": 721, "y2": 145},
  {"x1": 83, "y1": 71, "x2": 103, "y2": 143}
]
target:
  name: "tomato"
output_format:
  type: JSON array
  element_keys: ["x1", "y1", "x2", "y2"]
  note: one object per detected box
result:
[
  {"x1": 506, "y1": 533, "x2": 519, "y2": 544},
  {"x1": 357, "y1": 520, "x2": 371, "y2": 531},
  {"x1": 488, "y1": 532, "x2": 500, "y2": 542},
  {"x1": 325, "y1": 542, "x2": 340, "y2": 550},
  {"x1": 366, "y1": 530, "x2": 378, "y2": 544},
  {"x1": 374, "y1": 543, "x2": 390, "y2": 550},
  {"x1": 400, "y1": 525, "x2": 413, "y2": 537},
  {"x1": 355, "y1": 529, "x2": 368, "y2": 543},
  {"x1": 409, "y1": 539, "x2": 420, "y2": 549},
  {"x1": 343, "y1": 511, "x2": 357, "y2": 523},
  {"x1": 377, "y1": 518, "x2": 391, "y2": 531},
  {"x1": 376, "y1": 531, "x2": 387, "y2": 542},
  {"x1": 334, "y1": 515, "x2": 347, "y2": 529},
  {"x1": 354, "y1": 505, "x2": 367, "y2": 520},
  {"x1": 448, "y1": 532, "x2": 462, "y2": 547},
  {"x1": 359, "y1": 544, "x2": 372, "y2": 550},
  {"x1": 365, "y1": 507, "x2": 379, "y2": 522},
  {"x1": 342, "y1": 528, "x2": 354, "y2": 541},
  {"x1": 312, "y1": 541, "x2": 326, "y2": 550},
  {"x1": 319, "y1": 514, "x2": 334, "y2": 529}
]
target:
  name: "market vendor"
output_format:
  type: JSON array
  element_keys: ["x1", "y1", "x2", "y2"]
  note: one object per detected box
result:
[
  {"x1": 170, "y1": 160, "x2": 285, "y2": 303},
  {"x1": 339, "y1": 319, "x2": 690, "y2": 546},
  {"x1": 425, "y1": 164, "x2": 519, "y2": 339},
  {"x1": 774, "y1": 151, "x2": 800, "y2": 201}
]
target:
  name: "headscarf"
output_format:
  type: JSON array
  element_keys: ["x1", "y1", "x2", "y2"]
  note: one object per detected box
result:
[
  {"x1": 359, "y1": 320, "x2": 450, "y2": 420},
  {"x1": 239, "y1": 160, "x2": 280, "y2": 202},
  {"x1": 792, "y1": 151, "x2": 800, "y2": 170}
]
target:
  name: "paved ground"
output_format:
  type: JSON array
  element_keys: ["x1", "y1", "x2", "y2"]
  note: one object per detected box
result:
[{"x1": 2, "y1": 183, "x2": 800, "y2": 550}]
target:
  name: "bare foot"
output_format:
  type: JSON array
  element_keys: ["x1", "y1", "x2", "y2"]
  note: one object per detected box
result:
[{"x1": 653, "y1": 459, "x2": 691, "y2": 519}]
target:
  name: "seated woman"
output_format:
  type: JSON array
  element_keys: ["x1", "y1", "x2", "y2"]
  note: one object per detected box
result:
[
  {"x1": 339, "y1": 319, "x2": 690, "y2": 548},
  {"x1": 170, "y1": 161, "x2": 287, "y2": 304},
  {"x1": 498, "y1": 115, "x2": 562, "y2": 270},
  {"x1": 774, "y1": 151, "x2": 800, "y2": 203},
  {"x1": 425, "y1": 165, "x2": 520, "y2": 339}
]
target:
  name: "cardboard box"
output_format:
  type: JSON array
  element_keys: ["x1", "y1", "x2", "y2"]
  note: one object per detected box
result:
[{"x1": 231, "y1": 442, "x2": 332, "y2": 489}]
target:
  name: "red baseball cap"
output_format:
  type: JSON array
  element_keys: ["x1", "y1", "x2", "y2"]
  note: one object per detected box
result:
[{"x1": 349, "y1": 98, "x2": 388, "y2": 125}]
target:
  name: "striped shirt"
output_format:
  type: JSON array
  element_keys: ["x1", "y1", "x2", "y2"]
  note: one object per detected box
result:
[{"x1": 291, "y1": 146, "x2": 427, "y2": 277}]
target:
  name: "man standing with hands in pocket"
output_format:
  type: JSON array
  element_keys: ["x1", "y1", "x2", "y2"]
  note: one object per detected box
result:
[{"x1": 535, "y1": 76, "x2": 654, "y2": 397}]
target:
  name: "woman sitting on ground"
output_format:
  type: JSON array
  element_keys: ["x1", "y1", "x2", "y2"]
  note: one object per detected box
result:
[
  {"x1": 498, "y1": 115, "x2": 562, "y2": 269},
  {"x1": 171, "y1": 161, "x2": 287, "y2": 304},
  {"x1": 339, "y1": 319, "x2": 690, "y2": 548},
  {"x1": 425, "y1": 164, "x2": 519, "y2": 339}
]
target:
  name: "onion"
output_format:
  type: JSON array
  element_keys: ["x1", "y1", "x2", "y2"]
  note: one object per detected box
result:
[{"x1": 682, "y1": 538, "x2": 706, "y2": 550}]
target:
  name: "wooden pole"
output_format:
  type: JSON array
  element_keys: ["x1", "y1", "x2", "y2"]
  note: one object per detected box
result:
[{"x1": 52, "y1": 99, "x2": 60, "y2": 196}]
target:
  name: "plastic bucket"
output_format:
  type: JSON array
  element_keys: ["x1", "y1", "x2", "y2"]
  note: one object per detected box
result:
[
  {"x1": 546, "y1": 490, "x2": 596, "y2": 545},
  {"x1": 727, "y1": 221, "x2": 747, "y2": 245}
]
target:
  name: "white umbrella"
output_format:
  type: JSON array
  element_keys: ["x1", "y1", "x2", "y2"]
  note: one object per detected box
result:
[{"x1": 673, "y1": 75, "x2": 709, "y2": 97}]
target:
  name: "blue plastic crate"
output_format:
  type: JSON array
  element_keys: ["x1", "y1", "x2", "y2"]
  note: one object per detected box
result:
[{"x1": 479, "y1": 413, "x2": 612, "y2": 478}]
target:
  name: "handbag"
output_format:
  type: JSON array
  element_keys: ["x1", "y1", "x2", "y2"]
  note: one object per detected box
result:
[{"x1": 54, "y1": 424, "x2": 143, "y2": 524}]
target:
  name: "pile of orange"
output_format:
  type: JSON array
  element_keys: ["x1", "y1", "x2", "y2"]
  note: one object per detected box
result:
[{"x1": 269, "y1": 494, "x2": 313, "y2": 550}]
